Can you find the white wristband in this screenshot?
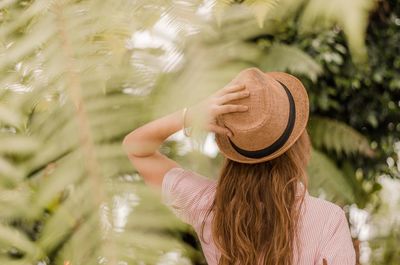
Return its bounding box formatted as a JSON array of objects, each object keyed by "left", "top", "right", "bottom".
[{"left": 182, "top": 107, "right": 193, "bottom": 137}]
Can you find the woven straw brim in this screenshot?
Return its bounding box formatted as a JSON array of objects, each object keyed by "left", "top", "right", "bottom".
[{"left": 215, "top": 72, "right": 309, "bottom": 164}]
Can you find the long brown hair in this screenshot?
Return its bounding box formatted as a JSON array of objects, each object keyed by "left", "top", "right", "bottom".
[{"left": 200, "top": 129, "right": 311, "bottom": 265}]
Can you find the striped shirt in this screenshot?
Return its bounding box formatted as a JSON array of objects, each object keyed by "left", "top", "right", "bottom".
[{"left": 161, "top": 167, "right": 356, "bottom": 265}]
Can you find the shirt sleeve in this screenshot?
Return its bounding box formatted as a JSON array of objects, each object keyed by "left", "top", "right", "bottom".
[
  {"left": 317, "top": 207, "right": 356, "bottom": 265},
  {"left": 161, "top": 167, "right": 216, "bottom": 226}
]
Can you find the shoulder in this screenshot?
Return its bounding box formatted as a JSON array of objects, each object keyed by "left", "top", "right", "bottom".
[
  {"left": 302, "top": 194, "right": 349, "bottom": 238},
  {"left": 161, "top": 167, "right": 217, "bottom": 224},
  {"left": 306, "top": 194, "right": 344, "bottom": 215},
  {"left": 303, "top": 194, "right": 353, "bottom": 242},
  {"left": 162, "top": 167, "right": 217, "bottom": 197}
]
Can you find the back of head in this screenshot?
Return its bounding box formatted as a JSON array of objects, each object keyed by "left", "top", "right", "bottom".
[{"left": 200, "top": 129, "right": 311, "bottom": 265}]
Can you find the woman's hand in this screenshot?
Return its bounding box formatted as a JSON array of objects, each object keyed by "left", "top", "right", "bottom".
[{"left": 185, "top": 84, "right": 250, "bottom": 137}]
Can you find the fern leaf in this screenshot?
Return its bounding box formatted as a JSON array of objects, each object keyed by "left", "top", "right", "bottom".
[
  {"left": 0, "top": 104, "right": 23, "bottom": 128},
  {"left": 0, "top": 135, "right": 40, "bottom": 155},
  {"left": 0, "top": 224, "right": 43, "bottom": 260},
  {"left": 308, "top": 116, "right": 374, "bottom": 158},
  {"left": 260, "top": 43, "right": 323, "bottom": 81},
  {"left": 245, "top": 0, "right": 280, "bottom": 28},
  {"left": 0, "top": 157, "right": 24, "bottom": 184},
  {"left": 212, "top": 0, "right": 235, "bottom": 27},
  {"left": 299, "top": 0, "right": 376, "bottom": 63}
]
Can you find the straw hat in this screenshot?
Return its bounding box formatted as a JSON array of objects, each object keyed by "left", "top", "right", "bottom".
[{"left": 215, "top": 67, "right": 309, "bottom": 164}]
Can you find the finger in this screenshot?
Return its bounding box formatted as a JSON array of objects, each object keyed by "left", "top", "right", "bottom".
[
  {"left": 215, "top": 84, "right": 245, "bottom": 97},
  {"left": 207, "top": 124, "right": 233, "bottom": 137},
  {"left": 214, "top": 104, "right": 249, "bottom": 116},
  {"left": 216, "top": 90, "right": 250, "bottom": 105}
]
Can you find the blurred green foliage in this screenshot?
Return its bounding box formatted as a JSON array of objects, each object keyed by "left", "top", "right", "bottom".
[{"left": 0, "top": 0, "right": 398, "bottom": 264}]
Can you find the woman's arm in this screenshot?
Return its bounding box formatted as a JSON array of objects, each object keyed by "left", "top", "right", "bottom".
[
  {"left": 122, "top": 83, "right": 249, "bottom": 190},
  {"left": 121, "top": 109, "right": 185, "bottom": 189},
  {"left": 122, "top": 109, "right": 184, "bottom": 157}
]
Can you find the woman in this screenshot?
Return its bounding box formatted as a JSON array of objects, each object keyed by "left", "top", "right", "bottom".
[{"left": 122, "top": 67, "right": 356, "bottom": 265}]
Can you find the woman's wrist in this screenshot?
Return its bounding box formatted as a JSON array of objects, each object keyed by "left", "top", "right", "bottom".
[{"left": 123, "top": 109, "right": 188, "bottom": 156}]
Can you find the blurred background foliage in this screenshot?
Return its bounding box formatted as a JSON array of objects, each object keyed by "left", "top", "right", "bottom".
[{"left": 0, "top": 0, "right": 399, "bottom": 265}]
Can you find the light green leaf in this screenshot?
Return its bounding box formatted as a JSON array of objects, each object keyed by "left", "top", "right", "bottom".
[
  {"left": 213, "top": 0, "right": 235, "bottom": 27},
  {"left": 260, "top": 43, "right": 323, "bottom": 81},
  {"left": 299, "top": 0, "right": 376, "bottom": 63},
  {"left": 0, "top": 104, "right": 23, "bottom": 127},
  {"left": 0, "top": 157, "right": 24, "bottom": 184},
  {"left": 308, "top": 148, "right": 355, "bottom": 204},
  {"left": 0, "top": 224, "right": 42, "bottom": 259},
  {"left": 245, "top": 0, "right": 280, "bottom": 28},
  {"left": 0, "top": 135, "right": 40, "bottom": 155}
]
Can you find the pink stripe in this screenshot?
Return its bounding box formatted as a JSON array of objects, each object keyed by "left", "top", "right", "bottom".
[{"left": 162, "top": 167, "right": 356, "bottom": 265}]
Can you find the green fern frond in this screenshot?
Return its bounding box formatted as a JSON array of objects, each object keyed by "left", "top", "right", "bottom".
[
  {"left": 0, "top": 224, "right": 43, "bottom": 260},
  {"left": 212, "top": 0, "right": 235, "bottom": 26},
  {"left": 212, "top": 0, "right": 280, "bottom": 28},
  {"left": 0, "top": 104, "right": 23, "bottom": 128},
  {"left": 299, "top": 0, "right": 376, "bottom": 63},
  {"left": 208, "top": 0, "right": 374, "bottom": 62},
  {"left": 260, "top": 43, "right": 323, "bottom": 81},
  {"left": 244, "top": 0, "right": 280, "bottom": 28},
  {"left": 308, "top": 116, "right": 374, "bottom": 158}
]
